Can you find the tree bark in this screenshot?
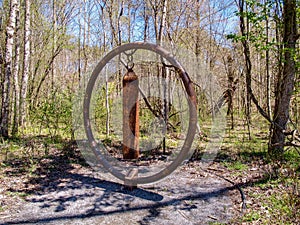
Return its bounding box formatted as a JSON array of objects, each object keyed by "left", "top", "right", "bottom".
[
  {"left": 269, "top": 0, "right": 298, "bottom": 159},
  {"left": 158, "top": 0, "right": 168, "bottom": 153},
  {"left": 238, "top": 0, "right": 252, "bottom": 139},
  {"left": 143, "top": 3, "right": 149, "bottom": 42},
  {"left": 265, "top": 1, "right": 272, "bottom": 119},
  {"left": 158, "top": 0, "right": 167, "bottom": 44},
  {"left": 51, "top": 0, "right": 56, "bottom": 91},
  {"left": 226, "top": 56, "right": 235, "bottom": 129},
  {"left": 12, "top": 2, "right": 20, "bottom": 135},
  {"left": 0, "top": 0, "right": 18, "bottom": 138},
  {"left": 19, "top": 0, "right": 30, "bottom": 129}
]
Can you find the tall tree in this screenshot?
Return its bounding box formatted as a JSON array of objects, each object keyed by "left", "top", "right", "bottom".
[
  {"left": 237, "top": 0, "right": 253, "bottom": 139},
  {"left": 264, "top": 0, "right": 272, "bottom": 118},
  {"left": 19, "top": 0, "right": 30, "bottom": 129},
  {"left": 226, "top": 55, "right": 236, "bottom": 129},
  {"left": 0, "top": 0, "right": 19, "bottom": 138},
  {"left": 269, "top": 0, "right": 298, "bottom": 159},
  {"left": 11, "top": 0, "right": 20, "bottom": 135}
]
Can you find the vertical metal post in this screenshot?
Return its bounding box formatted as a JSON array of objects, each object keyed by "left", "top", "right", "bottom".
[{"left": 123, "top": 68, "right": 139, "bottom": 159}]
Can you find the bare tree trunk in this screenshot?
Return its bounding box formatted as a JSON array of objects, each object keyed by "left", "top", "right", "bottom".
[
  {"left": 195, "top": 0, "right": 201, "bottom": 60},
  {"left": 105, "top": 67, "right": 110, "bottom": 137},
  {"left": 158, "top": 0, "right": 168, "bottom": 153},
  {"left": 143, "top": 3, "right": 149, "bottom": 42},
  {"left": 51, "top": 0, "right": 56, "bottom": 92},
  {"left": 158, "top": 0, "right": 167, "bottom": 44},
  {"left": 226, "top": 56, "right": 235, "bottom": 129},
  {"left": 127, "top": 1, "right": 131, "bottom": 42},
  {"left": 265, "top": 1, "right": 272, "bottom": 119},
  {"left": 106, "top": 1, "right": 123, "bottom": 93},
  {"left": 104, "top": 30, "right": 110, "bottom": 137},
  {"left": 0, "top": 0, "right": 18, "bottom": 138},
  {"left": 238, "top": 0, "right": 252, "bottom": 139},
  {"left": 118, "top": 0, "right": 124, "bottom": 45},
  {"left": 77, "top": 5, "right": 81, "bottom": 83},
  {"left": 237, "top": 0, "right": 284, "bottom": 135},
  {"left": 12, "top": 2, "right": 20, "bottom": 135},
  {"left": 100, "top": 4, "right": 110, "bottom": 138},
  {"left": 82, "top": 2, "right": 90, "bottom": 76},
  {"left": 19, "top": 0, "right": 30, "bottom": 130},
  {"left": 269, "top": 0, "right": 298, "bottom": 159}
]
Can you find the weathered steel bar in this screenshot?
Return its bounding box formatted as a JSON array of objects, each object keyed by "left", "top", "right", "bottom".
[
  {"left": 123, "top": 68, "right": 139, "bottom": 159},
  {"left": 124, "top": 168, "right": 138, "bottom": 189}
]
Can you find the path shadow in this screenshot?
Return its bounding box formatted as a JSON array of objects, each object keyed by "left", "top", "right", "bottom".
[
  {"left": 1, "top": 180, "right": 233, "bottom": 225},
  {"left": 1, "top": 140, "right": 238, "bottom": 225},
  {"left": 1, "top": 147, "right": 236, "bottom": 225}
]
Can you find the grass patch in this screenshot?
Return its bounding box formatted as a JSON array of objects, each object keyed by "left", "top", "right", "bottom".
[
  {"left": 222, "top": 160, "right": 248, "bottom": 171},
  {"left": 254, "top": 177, "right": 281, "bottom": 189},
  {"left": 283, "top": 149, "right": 300, "bottom": 170},
  {"left": 6, "top": 191, "right": 30, "bottom": 199},
  {"left": 242, "top": 191, "right": 300, "bottom": 224},
  {"left": 0, "top": 205, "right": 5, "bottom": 212},
  {"left": 165, "top": 138, "right": 179, "bottom": 149},
  {"left": 221, "top": 117, "right": 299, "bottom": 224},
  {"left": 243, "top": 211, "right": 260, "bottom": 222}
]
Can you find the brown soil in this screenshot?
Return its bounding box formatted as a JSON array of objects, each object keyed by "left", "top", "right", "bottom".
[{"left": 0, "top": 143, "right": 247, "bottom": 225}]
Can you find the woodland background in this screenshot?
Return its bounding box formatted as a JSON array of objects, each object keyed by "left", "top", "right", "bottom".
[{"left": 0, "top": 0, "right": 299, "bottom": 224}]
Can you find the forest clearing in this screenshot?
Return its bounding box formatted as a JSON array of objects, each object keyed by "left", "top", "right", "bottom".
[{"left": 0, "top": 0, "right": 299, "bottom": 224}]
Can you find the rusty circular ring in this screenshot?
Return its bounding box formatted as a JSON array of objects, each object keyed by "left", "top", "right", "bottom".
[{"left": 83, "top": 42, "right": 197, "bottom": 185}]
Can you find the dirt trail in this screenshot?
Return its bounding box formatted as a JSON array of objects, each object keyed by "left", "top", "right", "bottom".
[{"left": 0, "top": 161, "right": 239, "bottom": 225}]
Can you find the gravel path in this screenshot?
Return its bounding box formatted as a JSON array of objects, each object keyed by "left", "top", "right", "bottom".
[{"left": 0, "top": 162, "right": 238, "bottom": 225}]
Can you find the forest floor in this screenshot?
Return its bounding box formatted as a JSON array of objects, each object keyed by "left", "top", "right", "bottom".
[{"left": 0, "top": 117, "right": 299, "bottom": 224}]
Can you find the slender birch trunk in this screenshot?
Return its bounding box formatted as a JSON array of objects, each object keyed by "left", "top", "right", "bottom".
[
  {"left": 11, "top": 2, "right": 20, "bottom": 135},
  {"left": 0, "top": 0, "right": 18, "bottom": 138},
  {"left": 19, "top": 0, "right": 30, "bottom": 130}
]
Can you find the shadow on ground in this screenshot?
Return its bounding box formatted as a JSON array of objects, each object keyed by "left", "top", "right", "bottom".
[{"left": 0, "top": 141, "right": 235, "bottom": 225}]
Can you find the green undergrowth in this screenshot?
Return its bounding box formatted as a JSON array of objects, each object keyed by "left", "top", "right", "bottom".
[
  {"left": 0, "top": 135, "right": 62, "bottom": 160},
  {"left": 219, "top": 117, "right": 300, "bottom": 225},
  {"left": 0, "top": 135, "right": 85, "bottom": 176},
  {"left": 0, "top": 114, "right": 299, "bottom": 224},
  {"left": 6, "top": 190, "right": 30, "bottom": 199},
  {"left": 242, "top": 186, "right": 300, "bottom": 224}
]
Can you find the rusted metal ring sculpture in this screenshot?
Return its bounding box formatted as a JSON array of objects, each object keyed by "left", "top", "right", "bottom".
[{"left": 83, "top": 42, "right": 197, "bottom": 185}]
